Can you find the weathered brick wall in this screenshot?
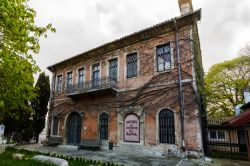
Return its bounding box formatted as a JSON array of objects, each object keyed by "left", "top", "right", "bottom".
[{"left": 48, "top": 24, "right": 203, "bottom": 152}]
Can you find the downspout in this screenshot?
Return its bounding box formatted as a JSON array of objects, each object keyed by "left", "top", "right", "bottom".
[{"left": 174, "top": 18, "right": 185, "bottom": 149}]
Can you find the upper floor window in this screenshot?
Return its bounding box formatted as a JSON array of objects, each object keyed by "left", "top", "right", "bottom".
[
  {"left": 56, "top": 75, "right": 62, "bottom": 92},
  {"left": 66, "top": 72, "right": 73, "bottom": 89},
  {"left": 78, "top": 68, "right": 85, "bottom": 85},
  {"left": 127, "top": 53, "right": 138, "bottom": 78},
  {"left": 156, "top": 44, "right": 172, "bottom": 72},
  {"left": 109, "top": 58, "right": 118, "bottom": 81},
  {"left": 92, "top": 63, "right": 100, "bottom": 87}
]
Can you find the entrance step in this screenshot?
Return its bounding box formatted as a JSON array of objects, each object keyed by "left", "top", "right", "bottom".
[{"left": 57, "top": 145, "right": 78, "bottom": 150}]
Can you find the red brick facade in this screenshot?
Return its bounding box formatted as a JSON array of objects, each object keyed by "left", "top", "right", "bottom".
[{"left": 47, "top": 4, "right": 204, "bottom": 155}]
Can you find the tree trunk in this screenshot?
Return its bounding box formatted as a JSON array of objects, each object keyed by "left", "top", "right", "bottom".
[{"left": 35, "top": 135, "right": 39, "bottom": 143}]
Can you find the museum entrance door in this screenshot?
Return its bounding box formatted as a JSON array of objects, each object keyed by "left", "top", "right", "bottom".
[{"left": 67, "top": 112, "right": 81, "bottom": 145}]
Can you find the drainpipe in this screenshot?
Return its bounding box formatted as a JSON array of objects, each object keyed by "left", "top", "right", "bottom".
[{"left": 174, "top": 18, "right": 185, "bottom": 149}]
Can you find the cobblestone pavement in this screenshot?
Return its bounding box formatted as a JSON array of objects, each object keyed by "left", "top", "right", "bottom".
[{"left": 14, "top": 144, "right": 250, "bottom": 166}]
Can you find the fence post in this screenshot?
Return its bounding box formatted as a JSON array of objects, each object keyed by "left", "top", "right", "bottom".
[
  {"left": 245, "top": 128, "right": 250, "bottom": 161},
  {"left": 229, "top": 130, "right": 233, "bottom": 158}
]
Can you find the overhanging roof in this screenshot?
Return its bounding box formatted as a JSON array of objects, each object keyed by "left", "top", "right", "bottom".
[
  {"left": 241, "top": 101, "right": 250, "bottom": 109},
  {"left": 223, "top": 110, "right": 250, "bottom": 127},
  {"left": 47, "top": 9, "right": 201, "bottom": 72}
]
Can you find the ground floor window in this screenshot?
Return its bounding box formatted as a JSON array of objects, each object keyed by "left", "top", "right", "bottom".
[
  {"left": 159, "top": 109, "right": 175, "bottom": 144},
  {"left": 52, "top": 117, "right": 59, "bottom": 135},
  {"left": 99, "top": 112, "right": 108, "bottom": 139}
]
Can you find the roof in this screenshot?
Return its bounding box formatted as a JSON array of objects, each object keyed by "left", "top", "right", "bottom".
[
  {"left": 47, "top": 9, "right": 201, "bottom": 72},
  {"left": 223, "top": 110, "right": 250, "bottom": 127},
  {"left": 241, "top": 101, "right": 250, "bottom": 109},
  {"left": 207, "top": 117, "right": 232, "bottom": 126}
]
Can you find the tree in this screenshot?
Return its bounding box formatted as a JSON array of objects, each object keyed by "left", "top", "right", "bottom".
[
  {"left": 0, "top": 0, "right": 55, "bottom": 122},
  {"left": 31, "top": 72, "right": 50, "bottom": 143},
  {"left": 205, "top": 56, "right": 250, "bottom": 117}
]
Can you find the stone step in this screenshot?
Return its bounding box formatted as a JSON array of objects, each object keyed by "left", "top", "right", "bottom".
[{"left": 57, "top": 145, "right": 78, "bottom": 150}]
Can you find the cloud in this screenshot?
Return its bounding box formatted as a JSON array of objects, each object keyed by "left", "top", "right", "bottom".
[
  {"left": 29, "top": 0, "right": 250, "bottom": 76},
  {"left": 195, "top": 0, "right": 250, "bottom": 71}
]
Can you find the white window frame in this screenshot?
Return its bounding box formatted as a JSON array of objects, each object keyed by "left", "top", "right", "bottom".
[{"left": 209, "top": 130, "right": 227, "bottom": 141}]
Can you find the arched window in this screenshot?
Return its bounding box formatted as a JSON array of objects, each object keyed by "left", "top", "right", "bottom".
[
  {"left": 99, "top": 112, "right": 108, "bottom": 139},
  {"left": 159, "top": 109, "right": 175, "bottom": 144}
]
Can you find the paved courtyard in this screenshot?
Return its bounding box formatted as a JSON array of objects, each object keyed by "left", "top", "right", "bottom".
[{"left": 14, "top": 144, "right": 250, "bottom": 166}]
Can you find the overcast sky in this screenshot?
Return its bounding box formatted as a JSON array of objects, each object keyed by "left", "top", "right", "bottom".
[{"left": 29, "top": 0, "right": 250, "bottom": 75}]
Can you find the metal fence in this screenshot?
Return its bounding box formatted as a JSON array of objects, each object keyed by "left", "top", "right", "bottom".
[{"left": 206, "top": 129, "right": 249, "bottom": 160}]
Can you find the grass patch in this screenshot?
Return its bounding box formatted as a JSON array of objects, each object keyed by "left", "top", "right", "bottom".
[
  {"left": 0, "top": 147, "right": 120, "bottom": 166},
  {"left": 0, "top": 148, "right": 54, "bottom": 166}
]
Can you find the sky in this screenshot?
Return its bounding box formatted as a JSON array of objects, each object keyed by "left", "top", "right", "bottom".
[{"left": 29, "top": 0, "right": 250, "bottom": 75}]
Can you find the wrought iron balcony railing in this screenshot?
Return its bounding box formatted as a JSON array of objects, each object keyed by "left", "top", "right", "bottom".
[{"left": 65, "top": 77, "right": 118, "bottom": 96}]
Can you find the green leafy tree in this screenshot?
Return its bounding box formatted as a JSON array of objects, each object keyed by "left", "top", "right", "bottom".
[
  {"left": 31, "top": 72, "right": 50, "bottom": 143},
  {"left": 205, "top": 56, "right": 250, "bottom": 117},
  {"left": 0, "top": 0, "right": 55, "bottom": 122}
]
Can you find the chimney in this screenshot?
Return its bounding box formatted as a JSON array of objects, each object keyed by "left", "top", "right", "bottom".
[{"left": 178, "top": 0, "right": 193, "bottom": 15}]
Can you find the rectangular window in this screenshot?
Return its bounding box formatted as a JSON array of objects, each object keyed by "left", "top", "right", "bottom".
[
  {"left": 52, "top": 117, "right": 59, "bottom": 135},
  {"left": 127, "top": 53, "right": 138, "bottom": 78},
  {"left": 209, "top": 130, "right": 226, "bottom": 140},
  {"left": 78, "top": 68, "right": 85, "bottom": 85},
  {"left": 92, "top": 63, "right": 100, "bottom": 87},
  {"left": 156, "top": 44, "right": 171, "bottom": 72},
  {"left": 56, "top": 75, "right": 62, "bottom": 92},
  {"left": 209, "top": 131, "right": 217, "bottom": 139},
  {"left": 66, "top": 72, "right": 73, "bottom": 89},
  {"left": 109, "top": 58, "right": 118, "bottom": 81}
]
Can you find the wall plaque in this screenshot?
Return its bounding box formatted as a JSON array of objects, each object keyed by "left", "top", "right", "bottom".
[{"left": 124, "top": 114, "right": 140, "bottom": 142}]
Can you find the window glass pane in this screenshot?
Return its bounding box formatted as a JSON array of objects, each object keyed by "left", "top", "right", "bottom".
[
  {"left": 92, "top": 63, "right": 100, "bottom": 87},
  {"left": 67, "top": 72, "right": 73, "bottom": 88},
  {"left": 109, "top": 58, "right": 118, "bottom": 81},
  {"left": 218, "top": 131, "right": 225, "bottom": 139},
  {"left": 56, "top": 75, "right": 62, "bottom": 92},
  {"left": 210, "top": 131, "right": 217, "bottom": 139},
  {"left": 159, "top": 109, "right": 175, "bottom": 144},
  {"left": 99, "top": 113, "right": 108, "bottom": 139},
  {"left": 127, "top": 53, "right": 137, "bottom": 78},
  {"left": 78, "top": 68, "right": 84, "bottom": 85},
  {"left": 52, "top": 117, "right": 59, "bottom": 135},
  {"left": 157, "top": 44, "right": 171, "bottom": 71}
]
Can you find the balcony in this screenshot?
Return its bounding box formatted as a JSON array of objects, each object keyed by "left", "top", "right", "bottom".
[{"left": 65, "top": 77, "right": 118, "bottom": 98}]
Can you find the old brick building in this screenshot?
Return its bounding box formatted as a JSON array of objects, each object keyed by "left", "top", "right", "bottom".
[{"left": 47, "top": 0, "right": 205, "bottom": 156}]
